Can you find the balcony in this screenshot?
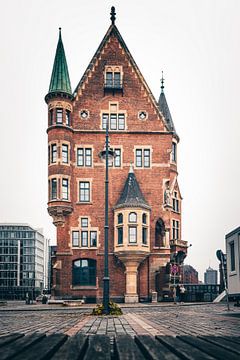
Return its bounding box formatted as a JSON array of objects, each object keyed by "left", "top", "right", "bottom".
[
  {"left": 170, "top": 239, "right": 188, "bottom": 248},
  {"left": 104, "top": 80, "right": 123, "bottom": 95}
]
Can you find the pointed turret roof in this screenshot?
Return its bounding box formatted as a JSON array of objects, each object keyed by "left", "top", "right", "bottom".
[
  {"left": 158, "top": 73, "right": 177, "bottom": 134},
  {"left": 115, "top": 167, "right": 151, "bottom": 210},
  {"left": 47, "top": 28, "right": 72, "bottom": 97}
]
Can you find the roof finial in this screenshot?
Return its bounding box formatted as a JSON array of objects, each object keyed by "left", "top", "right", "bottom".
[
  {"left": 161, "top": 71, "right": 165, "bottom": 93},
  {"left": 110, "top": 6, "right": 116, "bottom": 25},
  {"left": 59, "top": 27, "right": 62, "bottom": 39}
]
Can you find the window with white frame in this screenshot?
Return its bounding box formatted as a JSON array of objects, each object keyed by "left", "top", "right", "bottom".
[
  {"left": 66, "top": 110, "right": 71, "bottom": 126},
  {"left": 51, "top": 178, "right": 57, "bottom": 200},
  {"left": 109, "top": 148, "right": 121, "bottom": 168},
  {"left": 51, "top": 144, "right": 57, "bottom": 163},
  {"left": 77, "top": 148, "right": 92, "bottom": 167},
  {"left": 102, "top": 113, "right": 125, "bottom": 130},
  {"left": 129, "top": 226, "right": 137, "bottom": 243},
  {"left": 172, "top": 191, "right": 180, "bottom": 212},
  {"left": 62, "top": 144, "right": 69, "bottom": 164},
  {"left": 135, "top": 149, "right": 150, "bottom": 168},
  {"left": 129, "top": 212, "right": 137, "bottom": 223},
  {"left": 79, "top": 182, "right": 90, "bottom": 202},
  {"left": 62, "top": 178, "right": 69, "bottom": 200},
  {"left": 72, "top": 231, "right": 79, "bottom": 247},
  {"left": 172, "top": 220, "right": 179, "bottom": 240},
  {"left": 56, "top": 108, "right": 63, "bottom": 124},
  {"left": 72, "top": 218, "right": 97, "bottom": 248}
]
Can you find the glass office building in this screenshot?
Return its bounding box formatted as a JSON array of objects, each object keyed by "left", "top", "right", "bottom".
[{"left": 0, "top": 224, "right": 49, "bottom": 300}]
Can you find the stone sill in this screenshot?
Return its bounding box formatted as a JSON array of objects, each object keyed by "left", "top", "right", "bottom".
[{"left": 71, "top": 286, "right": 97, "bottom": 290}]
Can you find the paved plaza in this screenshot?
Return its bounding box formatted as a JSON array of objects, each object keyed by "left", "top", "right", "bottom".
[{"left": 0, "top": 302, "right": 240, "bottom": 338}]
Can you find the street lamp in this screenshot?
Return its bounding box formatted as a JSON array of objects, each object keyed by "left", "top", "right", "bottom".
[{"left": 99, "top": 122, "right": 115, "bottom": 314}]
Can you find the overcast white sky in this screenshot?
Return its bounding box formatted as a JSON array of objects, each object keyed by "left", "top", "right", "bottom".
[{"left": 1, "top": 0, "right": 240, "bottom": 281}]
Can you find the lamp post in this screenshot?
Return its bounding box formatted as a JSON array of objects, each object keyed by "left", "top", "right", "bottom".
[{"left": 99, "top": 122, "right": 115, "bottom": 314}]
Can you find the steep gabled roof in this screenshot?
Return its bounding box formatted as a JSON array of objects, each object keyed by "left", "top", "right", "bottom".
[
  {"left": 158, "top": 76, "right": 177, "bottom": 135},
  {"left": 73, "top": 22, "right": 170, "bottom": 131},
  {"left": 48, "top": 28, "right": 72, "bottom": 95},
  {"left": 115, "top": 166, "right": 151, "bottom": 210}
]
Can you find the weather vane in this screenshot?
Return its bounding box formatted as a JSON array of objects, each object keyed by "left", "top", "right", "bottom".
[{"left": 110, "top": 6, "right": 116, "bottom": 25}]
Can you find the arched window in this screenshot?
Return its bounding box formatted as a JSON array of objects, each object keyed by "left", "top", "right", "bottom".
[
  {"left": 72, "top": 259, "right": 96, "bottom": 286},
  {"left": 118, "top": 213, "right": 123, "bottom": 224},
  {"left": 155, "top": 218, "right": 165, "bottom": 247},
  {"left": 129, "top": 212, "right": 137, "bottom": 223},
  {"left": 142, "top": 213, "right": 147, "bottom": 224}
]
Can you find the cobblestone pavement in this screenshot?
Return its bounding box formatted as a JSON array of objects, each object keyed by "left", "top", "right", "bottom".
[{"left": 0, "top": 302, "right": 240, "bottom": 337}]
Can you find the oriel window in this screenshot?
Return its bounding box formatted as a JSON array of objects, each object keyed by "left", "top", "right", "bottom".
[
  {"left": 51, "top": 144, "right": 57, "bottom": 163},
  {"left": 62, "top": 144, "right": 69, "bottom": 164},
  {"left": 66, "top": 110, "right": 71, "bottom": 126},
  {"left": 51, "top": 178, "right": 57, "bottom": 200},
  {"left": 62, "top": 178, "right": 69, "bottom": 200},
  {"left": 56, "top": 108, "right": 63, "bottom": 124}
]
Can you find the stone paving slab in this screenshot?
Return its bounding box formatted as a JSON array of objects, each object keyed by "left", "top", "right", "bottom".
[{"left": 0, "top": 303, "right": 240, "bottom": 338}]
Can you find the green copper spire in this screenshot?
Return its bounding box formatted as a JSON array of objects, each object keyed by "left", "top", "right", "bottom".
[{"left": 48, "top": 28, "right": 72, "bottom": 95}]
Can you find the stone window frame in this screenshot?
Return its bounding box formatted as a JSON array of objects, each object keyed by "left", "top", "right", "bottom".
[
  {"left": 171, "top": 140, "right": 177, "bottom": 163},
  {"left": 172, "top": 219, "right": 180, "bottom": 240},
  {"left": 100, "top": 102, "right": 127, "bottom": 131},
  {"left": 48, "top": 174, "right": 71, "bottom": 202},
  {"left": 71, "top": 216, "right": 98, "bottom": 249},
  {"left": 142, "top": 212, "right": 148, "bottom": 245},
  {"left": 108, "top": 146, "right": 123, "bottom": 168},
  {"left": 75, "top": 145, "right": 94, "bottom": 168},
  {"left": 48, "top": 141, "right": 58, "bottom": 165},
  {"left": 172, "top": 190, "right": 180, "bottom": 213},
  {"left": 104, "top": 65, "right": 123, "bottom": 88},
  {"left": 76, "top": 178, "right": 93, "bottom": 204},
  {"left": 48, "top": 101, "right": 73, "bottom": 127},
  {"left": 134, "top": 146, "right": 152, "bottom": 169}
]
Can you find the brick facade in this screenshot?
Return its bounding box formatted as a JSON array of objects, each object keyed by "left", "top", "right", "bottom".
[{"left": 45, "top": 12, "right": 187, "bottom": 302}]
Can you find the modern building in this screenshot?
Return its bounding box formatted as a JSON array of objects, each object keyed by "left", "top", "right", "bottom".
[
  {"left": 0, "top": 224, "right": 48, "bottom": 300},
  {"left": 204, "top": 266, "right": 218, "bottom": 285},
  {"left": 181, "top": 264, "right": 199, "bottom": 284},
  {"left": 45, "top": 8, "right": 188, "bottom": 302},
  {"left": 226, "top": 227, "right": 240, "bottom": 300}
]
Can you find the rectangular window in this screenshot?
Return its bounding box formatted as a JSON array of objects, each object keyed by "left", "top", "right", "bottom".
[
  {"left": 85, "top": 148, "right": 92, "bottom": 167},
  {"left": 90, "top": 231, "right": 97, "bottom": 247},
  {"left": 81, "top": 218, "right": 88, "bottom": 228},
  {"left": 110, "top": 114, "right": 117, "bottom": 130},
  {"left": 102, "top": 114, "right": 109, "bottom": 130},
  {"left": 51, "top": 178, "right": 57, "bottom": 200},
  {"left": 49, "top": 109, "right": 53, "bottom": 125},
  {"left": 77, "top": 148, "right": 92, "bottom": 167},
  {"left": 62, "top": 179, "right": 69, "bottom": 200},
  {"left": 129, "top": 226, "right": 137, "bottom": 243},
  {"left": 136, "top": 149, "right": 142, "bottom": 167},
  {"left": 230, "top": 242, "right": 235, "bottom": 271},
  {"left": 106, "top": 72, "right": 113, "bottom": 87},
  {"left": 118, "top": 114, "right": 125, "bottom": 130},
  {"left": 172, "top": 220, "right": 179, "bottom": 240},
  {"left": 77, "top": 148, "right": 84, "bottom": 166},
  {"left": 51, "top": 144, "right": 57, "bottom": 163},
  {"left": 172, "top": 142, "right": 177, "bottom": 162},
  {"left": 143, "top": 149, "right": 150, "bottom": 168},
  {"left": 114, "top": 72, "right": 121, "bottom": 87},
  {"left": 114, "top": 149, "right": 121, "bottom": 167},
  {"left": 56, "top": 108, "right": 63, "bottom": 124},
  {"left": 81, "top": 231, "right": 88, "bottom": 247},
  {"left": 117, "top": 227, "right": 123, "bottom": 245},
  {"left": 62, "top": 144, "right": 69, "bottom": 163},
  {"left": 72, "top": 231, "right": 79, "bottom": 247},
  {"left": 79, "top": 182, "right": 90, "bottom": 202},
  {"left": 142, "top": 227, "right": 147, "bottom": 245},
  {"left": 66, "top": 110, "right": 71, "bottom": 126}
]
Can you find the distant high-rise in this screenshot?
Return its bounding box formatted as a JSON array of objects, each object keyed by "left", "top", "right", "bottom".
[
  {"left": 204, "top": 266, "right": 218, "bottom": 284},
  {"left": 0, "top": 223, "right": 49, "bottom": 299}
]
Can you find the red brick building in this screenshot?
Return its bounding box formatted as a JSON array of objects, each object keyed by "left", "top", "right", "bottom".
[{"left": 45, "top": 8, "right": 188, "bottom": 302}]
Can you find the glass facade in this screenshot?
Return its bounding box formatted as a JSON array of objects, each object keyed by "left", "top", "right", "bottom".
[{"left": 0, "top": 225, "right": 46, "bottom": 299}]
